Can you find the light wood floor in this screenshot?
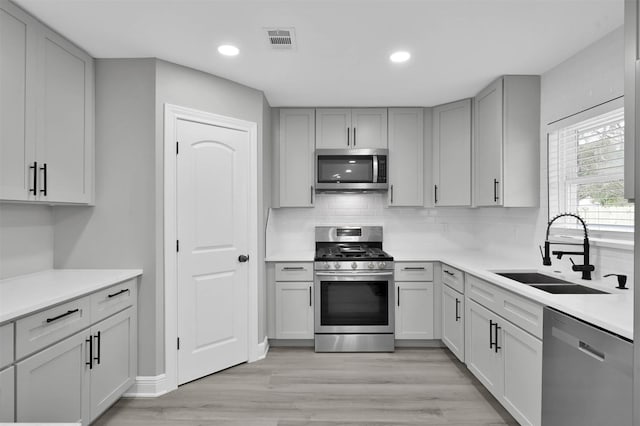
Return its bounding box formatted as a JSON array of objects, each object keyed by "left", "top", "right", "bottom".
[{"left": 95, "top": 347, "right": 518, "bottom": 426}]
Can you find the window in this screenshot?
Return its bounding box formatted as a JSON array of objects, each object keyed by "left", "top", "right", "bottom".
[{"left": 548, "top": 101, "right": 634, "bottom": 233}]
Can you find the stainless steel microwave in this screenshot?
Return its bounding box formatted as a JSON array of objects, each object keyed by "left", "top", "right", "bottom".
[{"left": 315, "top": 149, "right": 388, "bottom": 191}]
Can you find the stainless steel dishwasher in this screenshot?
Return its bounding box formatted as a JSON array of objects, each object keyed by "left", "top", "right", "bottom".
[{"left": 542, "top": 307, "right": 633, "bottom": 426}]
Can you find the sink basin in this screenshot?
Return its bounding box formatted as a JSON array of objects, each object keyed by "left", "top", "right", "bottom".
[
  {"left": 495, "top": 272, "right": 571, "bottom": 284},
  {"left": 529, "top": 284, "right": 609, "bottom": 295}
]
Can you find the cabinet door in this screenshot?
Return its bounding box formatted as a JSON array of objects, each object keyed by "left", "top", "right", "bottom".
[
  {"left": 395, "top": 282, "right": 434, "bottom": 340},
  {"left": 474, "top": 78, "right": 503, "bottom": 206},
  {"left": 433, "top": 99, "right": 471, "bottom": 206},
  {"left": 351, "top": 108, "right": 388, "bottom": 149},
  {"left": 465, "top": 298, "right": 501, "bottom": 396},
  {"left": 275, "top": 282, "right": 314, "bottom": 339},
  {"left": 16, "top": 330, "right": 90, "bottom": 424},
  {"left": 441, "top": 285, "right": 464, "bottom": 362},
  {"left": 499, "top": 319, "right": 542, "bottom": 426},
  {"left": 279, "top": 109, "right": 315, "bottom": 207},
  {"left": 388, "top": 108, "right": 423, "bottom": 206},
  {"left": 90, "top": 307, "right": 137, "bottom": 421},
  {"left": 0, "top": 367, "right": 14, "bottom": 422},
  {"left": 36, "top": 27, "right": 93, "bottom": 203},
  {"left": 0, "top": 3, "right": 35, "bottom": 201},
  {"left": 315, "top": 108, "right": 351, "bottom": 149}
]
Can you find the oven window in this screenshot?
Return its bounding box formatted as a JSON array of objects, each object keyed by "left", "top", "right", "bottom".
[
  {"left": 320, "top": 281, "right": 388, "bottom": 325},
  {"left": 317, "top": 156, "right": 374, "bottom": 183}
]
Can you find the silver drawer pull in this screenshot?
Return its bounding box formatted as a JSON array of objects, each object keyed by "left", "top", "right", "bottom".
[
  {"left": 403, "top": 267, "right": 425, "bottom": 271},
  {"left": 283, "top": 267, "right": 306, "bottom": 271},
  {"left": 444, "top": 270, "right": 455, "bottom": 276}
]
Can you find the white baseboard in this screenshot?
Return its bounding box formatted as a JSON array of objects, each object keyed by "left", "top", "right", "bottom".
[
  {"left": 123, "top": 374, "right": 169, "bottom": 398},
  {"left": 253, "top": 336, "right": 270, "bottom": 361}
]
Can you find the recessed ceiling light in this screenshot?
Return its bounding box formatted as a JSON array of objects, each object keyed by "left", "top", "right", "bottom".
[
  {"left": 390, "top": 51, "right": 411, "bottom": 63},
  {"left": 218, "top": 44, "right": 239, "bottom": 57}
]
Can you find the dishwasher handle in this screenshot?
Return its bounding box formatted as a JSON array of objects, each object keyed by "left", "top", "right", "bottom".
[{"left": 578, "top": 341, "right": 605, "bottom": 362}]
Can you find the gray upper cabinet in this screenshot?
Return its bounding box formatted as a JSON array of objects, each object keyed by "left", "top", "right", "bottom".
[
  {"left": 316, "top": 108, "right": 387, "bottom": 149},
  {"left": 432, "top": 99, "right": 472, "bottom": 207},
  {"left": 275, "top": 109, "right": 315, "bottom": 207},
  {"left": 37, "top": 26, "right": 94, "bottom": 203},
  {"left": 0, "top": 3, "right": 34, "bottom": 201},
  {"left": 474, "top": 75, "right": 540, "bottom": 207},
  {"left": 388, "top": 108, "right": 423, "bottom": 206},
  {"left": 0, "top": 0, "right": 94, "bottom": 204},
  {"left": 624, "top": 0, "right": 636, "bottom": 201}
]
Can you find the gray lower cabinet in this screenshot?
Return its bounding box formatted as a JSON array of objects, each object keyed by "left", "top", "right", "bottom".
[
  {"left": 16, "top": 329, "right": 90, "bottom": 423},
  {"left": 441, "top": 284, "right": 464, "bottom": 361},
  {"left": 90, "top": 307, "right": 137, "bottom": 420},
  {"left": 16, "top": 306, "right": 136, "bottom": 425},
  {"left": 0, "top": 366, "right": 14, "bottom": 421}
]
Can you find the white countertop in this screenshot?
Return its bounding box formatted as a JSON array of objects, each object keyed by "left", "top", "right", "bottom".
[
  {"left": 266, "top": 251, "right": 316, "bottom": 262},
  {"left": 0, "top": 269, "right": 143, "bottom": 324},
  {"left": 266, "top": 249, "right": 634, "bottom": 340}
]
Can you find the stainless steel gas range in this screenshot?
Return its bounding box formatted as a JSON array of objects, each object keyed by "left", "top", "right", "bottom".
[{"left": 313, "top": 226, "right": 395, "bottom": 352}]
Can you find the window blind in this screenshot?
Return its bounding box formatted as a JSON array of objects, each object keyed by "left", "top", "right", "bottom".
[{"left": 548, "top": 106, "right": 633, "bottom": 230}]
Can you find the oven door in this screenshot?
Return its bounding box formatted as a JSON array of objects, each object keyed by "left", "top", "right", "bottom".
[{"left": 314, "top": 271, "right": 394, "bottom": 334}]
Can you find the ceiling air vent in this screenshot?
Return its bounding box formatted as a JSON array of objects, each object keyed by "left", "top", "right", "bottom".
[{"left": 265, "top": 28, "right": 296, "bottom": 49}]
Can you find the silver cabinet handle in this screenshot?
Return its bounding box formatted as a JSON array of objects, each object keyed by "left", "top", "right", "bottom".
[
  {"left": 310, "top": 186, "right": 314, "bottom": 204},
  {"left": 283, "top": 267, "right": 305, "bottom": 271},
  {"left": 403, "top": 267, "right": 425, "bottom": 271},
  {"left": 390, "top": 185, "right": 394, "bottom": 204},
  {"left": 444, "top": 270, "right": 455, "bottom": 276},
  {"left": 309, "top": 286, "right": 312, "bottom": 306}
]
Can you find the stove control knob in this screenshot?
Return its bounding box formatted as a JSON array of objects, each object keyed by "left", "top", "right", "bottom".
[
  {"left": 323, "top": 262, "right": 330, "bottom": 269},
  {"left": 351, "top": 262, "right": 358, "bottom": 269},
  {"left": 334, "top": 262, "right": 341, "bottom": 269},
  {"left": 368, "top": 262, "right": 375, "bottom": 269},
  {"left": 378, "top": 262, "right": 386, "bottom": 269}
]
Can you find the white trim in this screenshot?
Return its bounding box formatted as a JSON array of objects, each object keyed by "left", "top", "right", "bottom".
[
  {"left": 254, "top": 336, "right": 270, "bottom": 361},
  {"left": 164, "top": 104, "right": 260, "bottom": 393},
  {"left": 122, "top": 374, "right": 168, "bottom": 398}
]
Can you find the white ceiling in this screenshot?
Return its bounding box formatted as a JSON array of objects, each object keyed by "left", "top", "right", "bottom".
[{"left": 13, "top": 0, "right": 624, "bottom": 107}]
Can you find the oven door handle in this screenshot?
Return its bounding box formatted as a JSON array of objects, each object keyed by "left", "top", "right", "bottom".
[{"left": 315, "top": 271, "right": 394, "bottom": 276}]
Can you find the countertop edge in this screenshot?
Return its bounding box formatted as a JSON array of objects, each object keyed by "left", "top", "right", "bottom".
[
  {"left": 263, "top": 254, "right": 633, "bottom": 340},
  {"left": 0, "top": 269, "right": 143, "bottom": 324}
]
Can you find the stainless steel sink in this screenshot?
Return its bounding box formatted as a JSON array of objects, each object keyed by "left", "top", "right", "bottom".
[
  {"left": 494, "top": 271, "right": 609, "bottom": 294},
  {"left": 529, "top": 284, "right": 608, "bottom": 294},
  {"left": 495, "top": 272, "right": 571, "bottom": 284}
]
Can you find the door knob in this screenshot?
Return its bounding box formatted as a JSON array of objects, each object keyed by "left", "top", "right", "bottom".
[{"left": 238, "top": 254, "right": 250, "bottom": 263}]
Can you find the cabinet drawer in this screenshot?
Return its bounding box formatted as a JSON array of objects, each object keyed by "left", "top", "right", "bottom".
[
  {"left": 394, "top": 262, "right": 434, "bottom": 281},
  {"left": 91, "top": 279, "right": 137, "bottom": 323},
  {"left": 466, "top": 274, "right": 543, "bottom": 339},
  {"left": 275, "top": 263, "right": 313, "bottom": 282},
  {"left": 466, "top": 274, "right": 500, "bottom": 313},
  {"left": 500, "top": 289, "right": 543, "bottom": 339},
  {"left": 0, "top": 323, "right": 13, "bottom": 369},
  {"left": 15, "top": 296, "right": 91, "bottom": 359},
  {"left": 441, "top": 264, "right": 464, "bottom": 293}
]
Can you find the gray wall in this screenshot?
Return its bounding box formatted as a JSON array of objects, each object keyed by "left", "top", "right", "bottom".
[
  {"left": 53, "top": 58, "right": 158, "bottom": 374},
  {"left": 155, "top": 59, "right": 271, "bottom": 362},
  {"left": 0, "top": 204, "right": 53, "bottom": 279},
  {"left": 536, "top": 26, "right": 632, "bottom": 280},
  {"left": 51, "top": 58, "right": 271, "bottom": 377}
]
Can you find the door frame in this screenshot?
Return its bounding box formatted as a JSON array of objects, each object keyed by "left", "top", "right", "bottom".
[{"left": 163, "top": 103, "right": 260, "bottom": 392}]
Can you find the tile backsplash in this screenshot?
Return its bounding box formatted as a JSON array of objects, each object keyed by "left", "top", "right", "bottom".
[{"left": 266, "top": 192, "right": 634, "bottom": 285}]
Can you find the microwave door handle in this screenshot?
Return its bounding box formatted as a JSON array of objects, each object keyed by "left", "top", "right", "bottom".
[{"left": 372, "top": 155, "right": 379, "bottom": 183}]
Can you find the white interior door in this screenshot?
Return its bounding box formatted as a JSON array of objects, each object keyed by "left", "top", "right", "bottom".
[{"left": 176, "top": 118, "right": 249, "bottom": 385}]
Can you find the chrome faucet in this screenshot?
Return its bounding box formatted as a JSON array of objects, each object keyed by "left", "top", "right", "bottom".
[{"left": 540, "top": 213, "right": 594, "bottom": 280}]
